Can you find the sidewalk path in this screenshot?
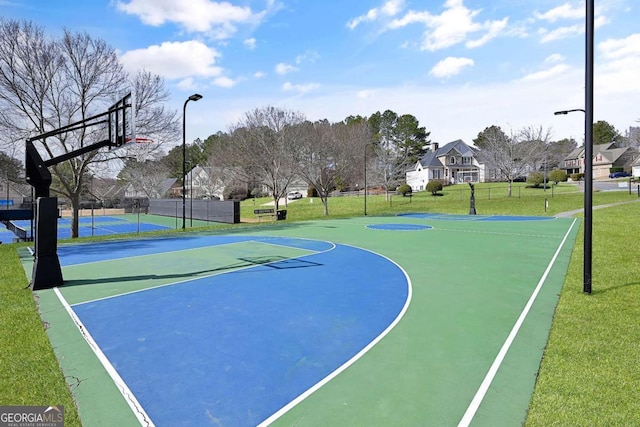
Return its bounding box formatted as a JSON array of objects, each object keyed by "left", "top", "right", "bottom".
[{"left": 555, "top": 198, "right": 640, "bottom": 218}]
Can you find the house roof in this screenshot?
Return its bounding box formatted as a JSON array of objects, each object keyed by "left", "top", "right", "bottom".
[
  {"left": 564, "top": 147, "right": 584, "bottom": 160},
  {"left": 417, "top": 151, "right": 444, "bottom": 168},
  {"left": 597, "top": 147, "right": 627, "bottom": 164},
  {"left": 417, "top": 139, "right": 476, "bottom": 169},
  {"left": 437, "top": 139, "right": 476, "bottom": 157}
]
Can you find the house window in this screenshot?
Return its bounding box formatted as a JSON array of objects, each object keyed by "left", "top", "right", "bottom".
[
  {"left": 462, "top": 156, "right": 472, "bottom": 165},
  {"left": 432, "top": 170, "right": 441, "bottom": 179},
  {"left": 450, "top": 156, "right": 456, "bottom": 164}
]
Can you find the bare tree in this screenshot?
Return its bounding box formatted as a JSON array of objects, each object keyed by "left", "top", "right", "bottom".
[
  {"left": 518, "top": 125, "right": 554, "bottom": 179},
  {"left": 227, "top": 106, "right": 306, "bottom": 209},
  {"left": 0, "top": 20, "right": 178, "bottom": 237},
  {"left": 118, "top": 159, "right": 171, "bottom": 198},
  {"left": 296, "top": 119, "right": 371, "bottom": 215},
  {"left": 475, "top": 125, "right": 530, "bottom": 197}
]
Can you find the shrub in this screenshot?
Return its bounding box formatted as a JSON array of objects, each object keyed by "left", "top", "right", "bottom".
[
  {"left": 548, "top": 169, "right": 567, "bottom": 184},
  {"left": 224, "top": 186, "right": 248, "bottom": 201},
  {"left": 426, "top": 180, "right": 443, "bottom": 195},
  {"left": 570, "top": 173, "right": 584, "bottom": 181},
  {"left": 527, "top": 172, "right": 545, "bottom": 187},
  {"left": 396, "top": 184, "right": 412, "bottom": 196},
  {"left": 307, "top": 185, "right": 318, "bottom": 198}
]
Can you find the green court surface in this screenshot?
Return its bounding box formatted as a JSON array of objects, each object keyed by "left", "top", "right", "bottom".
[{"left": 25, "top": 213, "right": 580, "bottom": 426}]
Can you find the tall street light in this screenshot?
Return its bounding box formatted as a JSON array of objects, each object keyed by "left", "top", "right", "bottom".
[
  {"left": 554, "top": 106, "right": 591, "bottom": 294},
  {"left": 182, "top": 93, "right": 202, "bottom": 229},
  {"left": 552, "top": 0, "right": 594, "bottom": 294}
]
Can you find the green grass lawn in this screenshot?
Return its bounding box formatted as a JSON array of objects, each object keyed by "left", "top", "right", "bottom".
[
  {"left": 525, "top": 201, "right": 640, "bottom": 426},
  {"left": 2, "top": 183, "right": 639, "bottom": 426}
]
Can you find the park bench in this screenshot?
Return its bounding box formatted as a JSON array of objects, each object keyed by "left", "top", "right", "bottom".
[{"left": 254, "top": 208, "right": 276, "bottom": 221}]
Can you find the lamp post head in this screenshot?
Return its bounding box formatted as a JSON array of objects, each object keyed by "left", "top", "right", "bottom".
[
  {"left": 554, "top": 108, "right": 585, "bottom": 115},
  {"left": 188, "top": 93, "right": 203, "bottom": 102}
]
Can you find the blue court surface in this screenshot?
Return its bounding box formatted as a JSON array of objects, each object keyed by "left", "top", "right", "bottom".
[
  {"left": 0, "top": 227, "right": 17, "bottom": 244},
  {"left": 9, "top": 215, "right": 170, "bottom": 240},
  {"left": 28, "top": 213, "right": 580, "bottom": 427},
  {"left": 53, "top": 235, "right": 410, "bottom": 426}
]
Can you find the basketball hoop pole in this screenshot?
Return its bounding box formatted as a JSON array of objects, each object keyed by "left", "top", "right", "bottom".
[
  {"left": 25, "top": 93, "right": 133, "bottom": 290},
  {"left": 182, "top": 94, "right": 202, "bottom": 230}
]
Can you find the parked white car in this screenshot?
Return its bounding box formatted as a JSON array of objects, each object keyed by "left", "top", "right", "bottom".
[{"left": 287, "top": 191, "right": 303, "bottom": 200}]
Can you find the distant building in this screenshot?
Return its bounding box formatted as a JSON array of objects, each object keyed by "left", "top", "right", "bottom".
[
  {"left": 561, "top": 142, "right": 637, "bottom": 178},
  {"left": 124, "top": 178, "right": 177, "bottom": 199},
  {"left": 185, "top": 166, "right": 225, "bottom": 200},
  {"left": 406, "top": 140, "right": 487, "bottom": 191}
]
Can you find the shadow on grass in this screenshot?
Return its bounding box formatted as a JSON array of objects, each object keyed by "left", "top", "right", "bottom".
[{"left": 590, "top": 281, "right": 640, "bottom": 295}]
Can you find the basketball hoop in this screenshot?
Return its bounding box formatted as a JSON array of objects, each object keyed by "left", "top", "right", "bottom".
[{"left": 125, "top": 137, "right": 154, "bottom": 144}]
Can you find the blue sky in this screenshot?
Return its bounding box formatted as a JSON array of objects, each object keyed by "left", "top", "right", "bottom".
[{"left": 3, "top": 0, "right": 639, "bottom": 147}]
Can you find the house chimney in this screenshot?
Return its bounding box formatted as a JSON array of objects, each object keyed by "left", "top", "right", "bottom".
[{"left": 432, "top": 142, "right": 439, "bottom": 151}]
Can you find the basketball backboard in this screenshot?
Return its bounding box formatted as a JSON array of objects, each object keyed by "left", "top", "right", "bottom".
[{"left": 109, "top": 92, "right": 135, "bottom": 147}]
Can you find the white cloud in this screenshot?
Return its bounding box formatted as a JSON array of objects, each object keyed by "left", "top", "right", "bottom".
[
  {"left": 357, "top": 90, "right": 376, "bottom": 99},
  {"left": 176, "top": 77, "right": 197, "bottom": 91},
  {"left": 115, "top": 0, "right": 265, "bottom": 39},
  {"left": 430, "top": 57, "right": 474, "bottom": 78},
  {"left": 213, "top": 76, "right": 237, "bottom": 88},
  {"left": 295, "top": 50, "right": 320, "bottom": 64},
  {"left": 243, "top": 38, "right": 256, "bottom": 49},
  {"left": 521, "top": 64, "right": 570, "bottom": 81},
  {"left": 282, "top": 82, "right": 320, "bottom": 93},
  {"left": 598, "top": 33, "right": 640, "bottom": 59},
  {"left": 253, "top": 71, "right": 266, "bottom": 79},
  {"left": 275, "top": 62, "right": 298, "bottom": 75},
  {"left": 188, "top": 65, "right": 638, "bottom": 155},
  {"left": 538, "top": 24, "right": 582, "bottom": 43},
  {"left": 534, "top": 3, "right": 583, "bottom": 22},
  {"left": 538, "top": 15, "right": 608, "bottom": 43},
  {"left": 119, "top": 40, "right": 222, "bottom": 79},
  {"left": 545, "top": 53, "right": 565, "bottom": 64},
  {"left": 596, "top": 33, "right": 640, "bottom": 95},
  {"left": 466, "top": 17, "right": 508, "bottom": 48},
  {"left": 384, "top": 0, "right": 508, "bottom": 51},
  {"left": 347, "top": 0, "right": 405, "bottom": 30}
]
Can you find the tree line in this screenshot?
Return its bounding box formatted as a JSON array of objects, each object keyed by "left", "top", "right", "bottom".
[
  {"left": 1, "top": 18, "right": 638, "bottom": 236},
  {"left": 119, "top": 107, "right": 430, "bottom": 215}
]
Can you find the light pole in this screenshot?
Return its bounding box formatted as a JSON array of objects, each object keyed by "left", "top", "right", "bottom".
[
  {"left": 554, "top": 106, "right": 591, "bottom": 294},
  {"left": 553, "top": 0, "right": 593, "bottom": 295},
  {"left": 182, "top": 93, "right": 202, "bottom": 229}
]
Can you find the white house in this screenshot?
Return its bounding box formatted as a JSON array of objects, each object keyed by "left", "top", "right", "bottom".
[
  {"left": 406, "top": 140, "right": 486, "bottom": 191},
  {"left": 632, "top": 156, "right": 640, "bottom": 178},
  {"left": 124, "top": 178, "right": 177, "bottom": 199},
  {"left": 185, "top": 166, "right": 225, "bottom": 200}
]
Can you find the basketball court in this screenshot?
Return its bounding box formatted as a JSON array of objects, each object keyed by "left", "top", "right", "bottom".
[{"left": 22, "top": 213, "right": 579, "bottom": 426}]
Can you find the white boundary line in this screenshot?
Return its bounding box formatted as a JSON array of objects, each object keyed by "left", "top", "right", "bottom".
[
  {"left": 457, "top": 218, "right": 578, "bottom": 427},
  {"left": 53, "top": 287, "right": 154, "bottom": 427},
  {"left": 257, "top": 244, "right": 413, "bottom": 426}
]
